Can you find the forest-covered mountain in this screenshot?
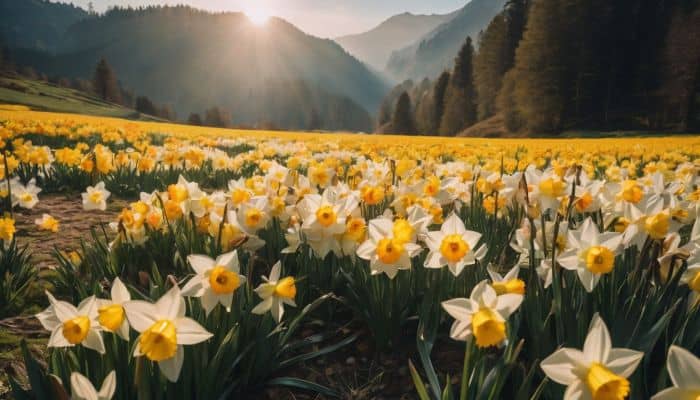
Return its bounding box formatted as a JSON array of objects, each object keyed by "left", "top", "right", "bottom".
[
  {"left": 0, "top": 0, "right": 89, "bottom": 52},
  {"left": 2, "top": 5, "right": 389, "bottom": 131},
  {"left": 335, "top": 11, "right": 456, "bottom": 72},
  {"left": 386, "top": 0, "right": 507, "bottom": 81},
  {"left": 379, "top": 0, "right": 700, "bottom": 135}
]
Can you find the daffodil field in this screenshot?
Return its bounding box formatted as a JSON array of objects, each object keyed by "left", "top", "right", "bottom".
[{"left": 2, "top": 108, "right": 700, "bottom": 399}]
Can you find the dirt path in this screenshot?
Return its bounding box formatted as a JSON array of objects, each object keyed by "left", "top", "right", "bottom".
[{"left": 13, "top": 194, "right": 127, "bottom": 270}]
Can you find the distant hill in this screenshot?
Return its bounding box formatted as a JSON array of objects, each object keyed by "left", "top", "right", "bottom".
[
  {"left": 335, "top": 11, "right": 457, "bottom": 72},
  {"left": 0, "top": 0, "right": 89, "bottom": 52},
  {"left": 0, "top": 72, "right": 161, "bottom": 120},
  {"left": 4, "top": 6, "right": 389, "bottom": 131},
  {"left": 386, "top": 0, "right": 507, "bottom": 81}
]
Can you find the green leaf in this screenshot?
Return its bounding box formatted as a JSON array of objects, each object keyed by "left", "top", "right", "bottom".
[
  {"left": 278, "top": 333, "right": 358, "bottom": 369},
  {"left": 408, "top": 359, "right": 432, "bottom": 400},
  {"left": 266, "top": 377, "right": 339, "bottom": 398}
]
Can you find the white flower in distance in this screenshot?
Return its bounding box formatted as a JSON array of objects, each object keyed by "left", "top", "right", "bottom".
[
  {"left": 251, "top": 261, "right": 297, "bottom": 323},
  {"left": 123, "top": 286, "right": 213, "bottom": 382},
  {"left": 82, "top": 182, "right": 111, "bottom": 211},
  {"left": 424, "top": 212, "right": 485, "bottom": 277},
  {"left": 557, "top": 218, "right": 623, "bottom": 292},
  {"left": 11, "top": 178, "right": 41, "bottom": 209},
  {"left": 441, "top": 280, "right": 523, "bottom": 348},
  {"left": 70, "top": 370, "right": 116, "bottom": 400},
  {"left": 96, "top": 277, "right": 131, "bottom": 340},
  {"left": 541, "top": 314, "right": 643, "bottom": 400},
  {"left": 651, "top": 345, "right": 700, "bottom": 399},
  {"left": 182, "top": 250, "right": 246, "bottom": 315},
  {"left": 37, "top": 292, "right": 105, "bottom": 354},
  {"left": 356, "top": 218, "right": 422, "bottom": 279}
]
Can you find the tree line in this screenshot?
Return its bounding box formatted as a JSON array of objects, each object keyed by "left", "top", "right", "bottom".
[{"left": 379, "top": 0, "right": 700, "bottom": 136}]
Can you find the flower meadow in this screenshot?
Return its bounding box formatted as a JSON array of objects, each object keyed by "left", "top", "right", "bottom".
[{"left": 2, "top": 109, "right": 700, "bottom": 399}]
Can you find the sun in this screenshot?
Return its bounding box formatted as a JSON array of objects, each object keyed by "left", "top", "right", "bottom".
[{"left": 245, "top": 6, "right": 271, "bottom": 26}]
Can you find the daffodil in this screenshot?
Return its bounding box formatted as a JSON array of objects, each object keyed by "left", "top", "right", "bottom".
[
  {"left": 356, "top": 217, "right": 422, "bottom": 279},
  {"left": 424, "top": 212, "right": 485, "bottom": 276},
  {"left": 82, "top": 182, "right": 111, "bottom": 211},
  {"left": 11, "top": 178, "right": 41, "bottom": 209},
  {"left": 541, "top": 314, "right": 643, "bottom": 400},
  {"left": 557, "top": 217, "right": 623, "bottom": 292},
  {"left": 236, "top": 196, "right": 271, "bottom": 233},
  {"left": 182, "top": 250, "right": 246, "bottom": 315},
  {"left": 651, "top": 345, "right": 700, "bottom": 400},
  {"left": 70, "top": 370, "right": 116, "bottom": 400},
  {"left": 297, "top": 191, "right": 357, "bottom": 258},
  {"left": 123, "top": 286, "right": 213, "bottom": 382},
  {"left": 681, "top": 251, "right": 700, "bottom": 305},
  {"left": 488, "top": 265, "right": 526, "bottom": 297},
  {"left": 96, "top": 277, "right": 131, "bottom": 340},
  {"left": 35, "top": 213, "right": 59, "bottom": 232},
  {"left": 37, "top": 292, "right": 105, "bottom": 354},
  {"left": 441, "top": 280, "right": 523, "bottom": 348},
  {"left": 251, "top": 261, "right": 297, "bottom": 323}
]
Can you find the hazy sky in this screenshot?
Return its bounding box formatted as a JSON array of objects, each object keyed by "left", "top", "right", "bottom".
[{"left": 64, "top": 0, "right": 466, "bottom": 38}]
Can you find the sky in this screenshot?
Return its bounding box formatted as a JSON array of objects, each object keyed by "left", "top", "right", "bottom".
[{"left": 64, "top": 0, "right": 466, "bottom": 38}]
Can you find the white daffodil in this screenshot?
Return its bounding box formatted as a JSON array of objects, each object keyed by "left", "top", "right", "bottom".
[
  {"left": 356, "top": 218, "right": 422, "bottom": 279},
  {"left": 424, "top": 212, "right": 485, "bottom": 277},
  {"left": 651, "top": 345, "right": 700, "bottom": 399},
  {"left": 182, "top": 250, "right": 246, "bottom": 315},
  {"left": 236, "top": 196, "right": 271, "bottom": 234},
  {"left": 35, "top": 213, "right": 59, "bottom": 232},
  {"left": 487, "top": 265, "right": 526, "bottom": 297},
  {"left": 557, "top": 218, "right": 623, "bottom": 292},
  {"left": 526, "top": 167, "right": 569, "bottom": 212},
  {"left": 281, "top": 222, "right": 302, "bottom": 254},
  {"left": 82, "top": 182, "right": 111, "bottom": 211},
  {"left": 297, "top": 191, "right": 357, "bottom": 258},
  {"left": 11, "top": 178, "right": 41, "bottom": 209},
  {"left": 228, "top": 178, "right": 253, "bottom": 207},
  {"left": 541, "top": 314, "right": 643, "bottom": 400},
  {"left": 681, "top": 252, "right": 700, "bottom": 305},
  {"left": 37, "top": 292, "right": 105, "bottom": 354},
  {"left": 123, "top": 286, "right": 213, "bottom": 382},
  {"left": 251, "top": 261, "right": 297, "bottom": 323},
  {"left": 70, "top": 370, "right": 116, "bottom": 400},
  {"left": 96, "top": 277, "right": 131, "bottom": 340},
  {"left": 441, "top": 280, "right": 523, "bottom": 348}
]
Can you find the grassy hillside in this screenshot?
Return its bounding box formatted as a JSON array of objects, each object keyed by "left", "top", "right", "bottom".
[{"left": 0, "top": 74, "right": 160, "bottom": 120}]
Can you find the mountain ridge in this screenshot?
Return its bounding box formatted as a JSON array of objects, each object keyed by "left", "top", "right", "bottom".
[
  {"left": 335, "top": 10, "right": 457, "bottom": 72},
  {"left": 386, "top": 0, "right": 508, "bottom": 81}
]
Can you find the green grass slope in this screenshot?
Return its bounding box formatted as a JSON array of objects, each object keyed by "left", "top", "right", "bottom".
[{"left": 0, "top": 74, "right": 161, "bottom": 121}]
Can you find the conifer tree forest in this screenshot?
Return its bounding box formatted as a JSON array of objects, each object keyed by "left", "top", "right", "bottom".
[{"left": 379, "top": 0, "right": 700, "bottom": 136}]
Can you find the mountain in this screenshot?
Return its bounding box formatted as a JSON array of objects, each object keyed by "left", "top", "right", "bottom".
[
  {"left": 386, "top": 0, "right": 508, "bottom": 81},
  {"left": 335, "top": 11, "right": 457, "bottom": 72},
  {"left": 4, "top": 6, "right": 389, "bottom": 131},
  {"left": 0, "top": 0, "right": 89, "bottom": 52}
]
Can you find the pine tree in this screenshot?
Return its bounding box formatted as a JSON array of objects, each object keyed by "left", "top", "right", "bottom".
[
  {"left": 391, "top": 92, "right": 416, "bottom": 135},
  {"left": 93, "top": 58, "right": 121, "bottom": 104},
  {"left": 187, "top": 113, "right": 203, "bottom": 125},
  {"left": 204, "top": 107, "right": 231, "bottom": 127},
  {"left": 474, "top": 14, "right": 510, "bottom": 121},
  {"left": 440, "top": 37, "right": 477, "bottom": 136},
  {"left": 432, "top": 71, "right": 450, "bottom": 133},
  {"left": 509, "top": 0, "right": 565, "bottom": 133},
  {"left": 135, "top": 96, "right": 158, "bottom": 116}
]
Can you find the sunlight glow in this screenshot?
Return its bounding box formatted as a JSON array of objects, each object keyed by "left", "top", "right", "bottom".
[{"left": 245, "top": 6, "right": 271, "bottom": 26}]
